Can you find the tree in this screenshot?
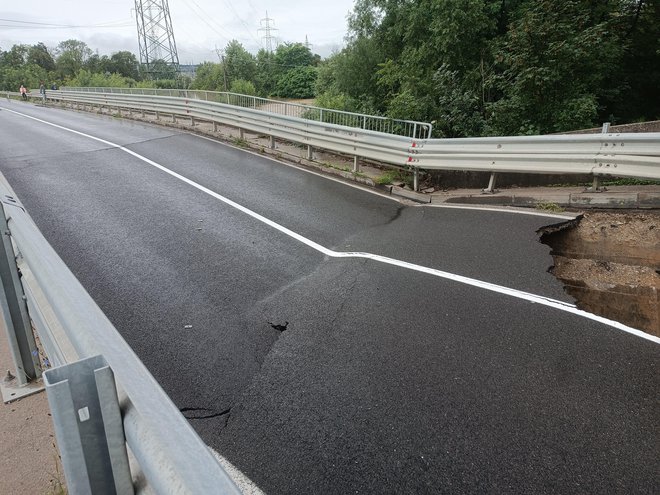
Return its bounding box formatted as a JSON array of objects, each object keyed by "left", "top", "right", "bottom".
[
  {"left": 27, "top": 43, "right": 55, "bottom": 72},
  {"left": 274, "top": 43, "right": 318, "bottom": 69},
  {"left": 254, "top": 49, "right": 277, "bottom": 96},
  {"left": 107, "top": 51, "right": 140, "bottom": 80},
  {"left": 2, "top": 44, "right": 29, "bottom": 67},
  {"left": 192, "top": 62, "right": 225, "bottom": 91},
  {"left": 55, "top": 39, "right": 93, "bottom": 79},
  {"left": 223, "top": 40, "right": 256, "bottom": 87},
  {"left": 489, "top": 1, "right": 624, "bottom": 134},
  {"left": 274, "top": 66, "right": 318, "bottom": 98}
]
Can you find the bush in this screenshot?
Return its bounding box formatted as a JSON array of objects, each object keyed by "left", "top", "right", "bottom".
[{"left": 230, "top": 79, "right": 256, "bottom": 96}]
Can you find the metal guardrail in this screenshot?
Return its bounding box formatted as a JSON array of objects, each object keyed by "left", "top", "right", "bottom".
[
  {"left": 63, "top": 86, "right": 433, "bottom": 139},
  {"left": 45, "top": 90, "right": 660, "bottom": 187},
  {"left": 0, "top": 175, "right": 240, "bottom": 493},
  {"left": 6, "top": 89, "right": 659, "bottom": 189}
]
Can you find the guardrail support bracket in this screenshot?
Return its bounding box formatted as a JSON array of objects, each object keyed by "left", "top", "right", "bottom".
[
  {"left": 44, "top": 355, "right": 134, "bottom": 495},
  {"left": 482, "top": 172, "right": 498, "bottom": 194}
]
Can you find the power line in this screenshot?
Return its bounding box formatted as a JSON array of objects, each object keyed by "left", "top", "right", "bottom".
[
  {"left": 221, "top": 0, "right": 263, "bottom": 47},
  {"left": 0, "top": 17, "right": 133, "bottom": 29},
  {"left": 179, "top": 0, "right": 231, "bottom": 43}
]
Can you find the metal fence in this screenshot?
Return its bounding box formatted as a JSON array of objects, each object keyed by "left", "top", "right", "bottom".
[
  {"left": 0, "top": 175, "right": 240, "bottom": 494},
  {"left": 62, "top": 87, "right": 433, "bottom": 139}
]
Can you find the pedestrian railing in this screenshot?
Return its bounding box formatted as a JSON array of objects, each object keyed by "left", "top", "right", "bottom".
[
  {"left": 62, "top": 86, "right": 433, "bottom": 140},
  {"left": 0, "top": 175, "right": 240, "bottom": 494}
]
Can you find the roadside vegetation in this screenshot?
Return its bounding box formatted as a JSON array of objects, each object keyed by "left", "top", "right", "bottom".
[{"left": 1, "top": 1, "right": 657, "bottom": 137}]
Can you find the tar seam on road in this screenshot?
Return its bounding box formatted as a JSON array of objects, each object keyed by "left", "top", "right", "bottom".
[{"left": 5, "top": 107, "right": 659, "bottom": 344}]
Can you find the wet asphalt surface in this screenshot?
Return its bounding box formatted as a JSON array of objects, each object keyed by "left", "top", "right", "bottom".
[{"left": 0, "top": 101, "right": 658, "bottom": 494}]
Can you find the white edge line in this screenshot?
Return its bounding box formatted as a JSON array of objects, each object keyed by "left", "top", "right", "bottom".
[{"left": 5, "top": 107, "right": 659, "bottom": 345}]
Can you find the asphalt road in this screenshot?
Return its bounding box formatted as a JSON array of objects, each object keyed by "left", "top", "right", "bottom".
[{"left": 0, "top": 101, "right": 658, "bottom": 494}]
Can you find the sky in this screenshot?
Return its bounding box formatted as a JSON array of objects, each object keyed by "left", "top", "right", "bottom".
[{"left": 0, "top": 0, "right": 357, "bottom": 63}]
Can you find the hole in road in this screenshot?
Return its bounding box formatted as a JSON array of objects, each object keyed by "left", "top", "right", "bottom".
[
  {"left": 268, "top": 321, "right": 289, "bottom": 332},
  {"left": 539, "top": 211, "right": 659, "bottom": 336}
]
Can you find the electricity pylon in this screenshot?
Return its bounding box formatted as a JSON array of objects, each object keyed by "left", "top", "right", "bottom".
[
  {"left": 134, "top": 0, "right": 180, "bottom": 78},
  {"left": 258, "top": 11, "right": 278, "bottom": 53}
]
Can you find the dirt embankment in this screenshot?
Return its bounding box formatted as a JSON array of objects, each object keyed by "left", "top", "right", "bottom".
[{"left": 540, "top": 211, "right": 659, "bottom": 335}]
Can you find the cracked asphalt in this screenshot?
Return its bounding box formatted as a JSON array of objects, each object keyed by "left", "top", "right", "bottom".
[{"left": 0, "top": 101, "right": 658, "bottom": 494}]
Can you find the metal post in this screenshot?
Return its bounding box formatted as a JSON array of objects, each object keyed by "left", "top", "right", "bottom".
[
  {"left": 413, "top": 168, "right": 419, "bottom": 192},
  {"left": 353, "top": 156, "right": 360, "bottom": 173},
  {"left": 269, "top": 136, "right": 275, "bottom": 150},
  {"left": 44, "top": 355, "right": 134, "bottom": 495},
  {"left": 602, "top": 122, "right": 610, "bottom": 134},
  {"left": 0, "top": 202, "right": 40, "bottom": 387},
  {"left": 213, "top": 121, "right": 219, "bottom": 132},
  {"left": 482, "top": 172, "right": 497, "bottom": 194},
  {"left": 307, "top": 145, "right": 313, "bottom": 160},
  {"left": 171, "top": 114, "right": 176, "bottom": 123},
  {"left": 190, "top": 116, "right": 195, "bottom": 126},
  {"left": 239, "top": 128, "right": 245, "bottom": 140}
]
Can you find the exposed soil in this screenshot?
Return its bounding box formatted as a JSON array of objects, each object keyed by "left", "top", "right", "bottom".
[{"left": 540, "top": 211, "right": 659, "bottom": 335}]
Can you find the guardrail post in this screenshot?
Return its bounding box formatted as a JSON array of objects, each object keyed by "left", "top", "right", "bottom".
[
  {"left": 239, "top": 128, "right": 245, "bottom": 140},
  {"left": 307, "top": 145, "right": 313, "bottom": 160},
  {"left": 270, "top": 136, "right": 275, "bottom": 149},
  {"left": 0, "top": 202, "right": 41, "bottom": 388},
  {"left": 482, "top": 172, "right": 498, "bottom": 194},
  {"left": 213, "top": 121, "right": 219, "bottom": 132},
  {"left": 413, "top": 168, "right": 419, "bottom": 192},
  {"left": 44, "top": 355, "right": 134, "bottom": 495},
  {"left": 590, "top": 123, "right": 611, "bottom": 192},
  {"left": 353, "top": 156, "right": 360, "bottom": 173}
]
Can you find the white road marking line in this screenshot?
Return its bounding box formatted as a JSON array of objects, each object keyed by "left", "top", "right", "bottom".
[{"left": 5, "top": 108, "right": 659, "bottom": 344}]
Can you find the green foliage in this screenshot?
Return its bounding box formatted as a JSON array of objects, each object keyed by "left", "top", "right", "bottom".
[
  {"left": 27, "top": 43, "right": 55, "bottom": 72},
  {"left": 230, "top": 79, "right": 256, "bottom": 96},
  {"left": 535, "top": 201, "right": 564, "bottom": 212},
  {"left": 275, "top": 43, "right": 319, "bottom": 69},
  {"left": 55, "top": 39, "right": 93, "bottom": 79},
  {"left": 192, "top": 62, "right": 225, "bottom": 91},
  {"left": 488, "top": 1, "right": 623, "bottom": 135},
  {"left": 274, "top": 66, "right": 318, "bottom": 99},
  {"left": 224, "top": 40, "right": 257, "bottom": 87},
  {"left": 67, "top": 69, "right": 135, "bottom": 88},
  {"left": 326, "top": 0, "right": 660, "bottom": 136}
]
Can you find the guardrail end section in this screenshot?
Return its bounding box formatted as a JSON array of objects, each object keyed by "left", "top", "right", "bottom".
[{"left": 44, "top": 355, "right": 134, "bottom": 495}]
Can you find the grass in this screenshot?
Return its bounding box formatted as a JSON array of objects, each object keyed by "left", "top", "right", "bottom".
[
  {"left": 375, "top": 169, "right": 414, "bottom": 188},
  {"left": 535, "top": 201, "right": 564, "bottom": 212},
  {"left": 231, "top": 137, "right": 249, "bottom": 148}
]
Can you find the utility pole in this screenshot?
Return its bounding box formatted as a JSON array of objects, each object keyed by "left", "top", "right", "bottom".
[
  {"left": 214, "top": 45, "right": 229, "bottom": 92},
  {"left": 134, "top": 0, "right": 180, "bottom": 79},
  {"left": 258, "top": 11, "right": 278, "bottom": 53}
]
